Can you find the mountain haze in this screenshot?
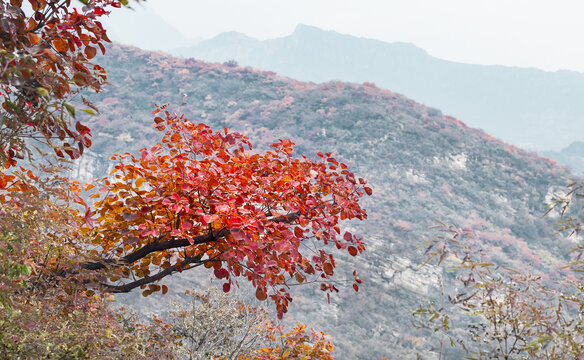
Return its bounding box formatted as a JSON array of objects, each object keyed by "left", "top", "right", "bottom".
[
  {"left": 172, "top": 24, "right": 584, "bottom": 155},
  {"left": 102, "top": 5, "right": 201, "bottom": 52},
  {"left": 76, "top": 44, "right": 579, "bottom": 359}
]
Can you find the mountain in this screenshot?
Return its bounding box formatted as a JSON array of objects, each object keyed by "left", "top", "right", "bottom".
[
  {"left": 543, "top": 141, "right": 584, "bottom": 175},
  {"left": 77, "top": 44, "right": 579, "bottom": 359},
  {"left": 101, "top": 4, "right": 201, "bottom": 52},
  {"left": 171, "top": 24, "right": 584, "bottom": 155}
]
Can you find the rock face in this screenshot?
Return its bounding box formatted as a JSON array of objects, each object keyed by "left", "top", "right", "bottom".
[
  {"left": 381, "top": 255, "right": 441, "bottom": 296},
  {"left": 77, "top": 44, "right": 579, "bottom": 359}
]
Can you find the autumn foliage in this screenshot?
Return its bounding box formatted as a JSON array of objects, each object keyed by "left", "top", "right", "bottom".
[
  {"left": 84, "top": 105, "right": 370, "bottom": 318},
  {"left": 0, "top": 0, "right": 129, "bottom": 167},
  {"left": 248, "top": 324, "right": 334, "bottom": 360},
  {"left": 0, "top": 2, "right": 372, "bottom": 357}
]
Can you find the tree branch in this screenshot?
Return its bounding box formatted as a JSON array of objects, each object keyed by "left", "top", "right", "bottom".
[
  {"left": 80, "top": 211, "right": 302, "bottom": 290},
  {"left": 101, "top": 254, "right": 206, "bottom": 293},
  {"left": 82, "top": 227, "right": 229, "bottom": 271}
]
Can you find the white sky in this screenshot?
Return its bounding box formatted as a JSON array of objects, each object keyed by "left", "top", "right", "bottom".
[{"left": 109, "top": 0, "right": 584, "bottom": 73}]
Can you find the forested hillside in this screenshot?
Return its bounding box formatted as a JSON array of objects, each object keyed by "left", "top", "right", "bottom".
[{"left": 71, "top": 44, "right": 579, "bottom": 359}]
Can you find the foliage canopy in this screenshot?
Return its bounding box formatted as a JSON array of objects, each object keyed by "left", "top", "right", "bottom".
[{"left": 83, "top": 105, "right": 370, "bottom": 319}]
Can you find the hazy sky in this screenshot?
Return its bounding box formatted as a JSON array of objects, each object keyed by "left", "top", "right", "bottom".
[{"left": 106, "top": 0, "right": 584, "bottom": 73}]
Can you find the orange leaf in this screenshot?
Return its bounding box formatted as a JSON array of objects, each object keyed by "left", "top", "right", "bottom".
[
  {"left": 161, "top": 285, "right": 168, "bottom": 294},
  {"left": 323, "top": 263, "right": 334, "bottom": 276},
  {"left": 295, "top": 272, "right": 305, "bottom": 283},
  {"left": 79, "top": 33, "right": 91, "bottom": 45},
  {"left": 170, "top": 133, "right": 181, "bottom": 143},
  {"left": 53, "top": 38, "right": 69, "bottom": 52},
  {"left": 28, "top": 32, "right": 40, "bottom": 44}
]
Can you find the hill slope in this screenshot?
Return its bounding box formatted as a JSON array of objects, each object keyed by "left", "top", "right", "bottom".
[
  {"left": 77, "top": 44, "right": 578, "bottom": 359},
  {"left": 172, "top": 24, "right": 584, "bottom": 154}
]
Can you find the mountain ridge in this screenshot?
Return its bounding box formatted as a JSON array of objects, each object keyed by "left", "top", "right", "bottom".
[{"left": 170, "top": 24, "right": 584, "bottom": 153}]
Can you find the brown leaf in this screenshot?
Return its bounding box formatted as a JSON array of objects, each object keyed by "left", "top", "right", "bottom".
[
  {"left": 84, "top": 46, "right": 97, "bottom": 59},
  {"left": 41, "top": 48, "right": 57, "bottom": 62}
]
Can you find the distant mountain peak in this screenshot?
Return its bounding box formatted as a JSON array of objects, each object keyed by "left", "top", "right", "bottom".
[
  {"left": 290, "top": 24, "right": 425, "bottom": 53},
  {"left": 292, "top": 23, "right": 327, "bottom": 35},
  {"left": 205, "top": 31, "right": 258, "bottom": 45}
]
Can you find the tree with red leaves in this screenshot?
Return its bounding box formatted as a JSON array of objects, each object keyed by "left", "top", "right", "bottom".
[{"left": 83, "top": 105, "right": 370, "bottom": 319}]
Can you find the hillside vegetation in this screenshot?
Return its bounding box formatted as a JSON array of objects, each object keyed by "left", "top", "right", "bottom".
[{"left": 75, "top": 44, "right": 578, "bottom": 359}]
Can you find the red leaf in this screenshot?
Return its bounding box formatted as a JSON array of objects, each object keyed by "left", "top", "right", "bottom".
[
  {"left": 364, "top": 187, "right": 373, "bottom": 196},
  {"left": 180, "top": 221, "right": 192, "bottom": 231},
  {"left": 294, "top": 226, "right": 304, "bottom": 238},
  {"left": 230, "top": 227, "right": 245, "bottom": 241},
  {"left": 214, "top": 268, "right": 228, "bottom": 279},
  {"left": 353, "top": 283, "right": 359, "bottom": 292},
  {"left": 256, "top": 287, "right": 267, "bottom": 301},
  {"left": 348, "top": 246, "right": 358, "bottom": 256},
  {"left": 84, "top": 208, "right": 95, "bottom": 229},
  {"left": 75, "top": 121, "right": 91, "bottom": 135},
  {"left": 141, "top": 150, "right": 154, "bottom": 161},
  {"left": 223, "top": 283, "right": 231, "bottom": 293}
]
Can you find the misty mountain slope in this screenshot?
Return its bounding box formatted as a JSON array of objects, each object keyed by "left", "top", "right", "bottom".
[
  {"left": 172, "top": 24, "right": 584, "bottom": 153},
  {"left": 102, "top": 4, "right": 202, "bottom": 52},
  {"left": 78, "top": 44, "right": 578, "bottom": 359}
]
